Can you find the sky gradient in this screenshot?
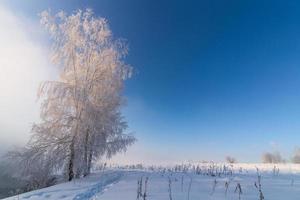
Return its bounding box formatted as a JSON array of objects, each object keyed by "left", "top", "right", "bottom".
[{"left": 2, "top": 0, "right": 300, "bottom": 163}]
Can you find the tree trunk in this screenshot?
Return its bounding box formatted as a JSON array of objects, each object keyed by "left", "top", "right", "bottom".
[
  {"left": 83, "top": 129, "right": 90, "bottom": 177},
  {"left": 67, "top": 139, "right": 75, "bottom": 181},
  {"left": 84, "top": 134, "right": 93, "bottom": 177},
  {"left": 68, "top": 110, "right": 81, "bottom": 181},
  {"left": 87, "top": 149, "right": 93, "bottom": 175},
  {"left": 86, "top": 133, "right": 94, "bottom": 175}
]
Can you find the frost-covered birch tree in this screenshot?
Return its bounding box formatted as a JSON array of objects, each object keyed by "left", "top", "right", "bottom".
[{"left": 10, "top": 9, "right": 135, "bottom": 182}]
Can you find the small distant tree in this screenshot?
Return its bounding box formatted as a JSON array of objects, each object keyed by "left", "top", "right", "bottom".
[
  {"left": 292, "top": 148, "right": 300, "bottom": 163},
  {"left": 261, "top": 152, "right": 283, "bottom": 163},
  {"left": 262, "top": 153, "right": 273, "bottom": 163},
  {"left": 226, "top": 156, "right": 236, "bottom": 164}
]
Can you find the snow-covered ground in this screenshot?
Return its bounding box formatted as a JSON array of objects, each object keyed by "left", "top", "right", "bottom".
[
  {"left": 4, "top": 163, "right": 300, "bottom": 200},
  {"left": 3, "top": 171, "right": 123, "bottom": 200}
]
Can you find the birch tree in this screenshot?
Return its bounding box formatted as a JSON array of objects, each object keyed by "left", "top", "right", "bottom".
[{"left": 10, "top": 9, "right": 135, "bottom": 182}]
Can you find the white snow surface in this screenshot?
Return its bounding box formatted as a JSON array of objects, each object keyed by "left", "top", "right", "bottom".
[{"left": 4, "top": 163, "right": 300, "bottom": 200}]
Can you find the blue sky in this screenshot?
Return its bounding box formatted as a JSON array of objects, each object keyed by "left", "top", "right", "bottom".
[{"left": 2, "top": 0, "right": 300, "bottom": 163}]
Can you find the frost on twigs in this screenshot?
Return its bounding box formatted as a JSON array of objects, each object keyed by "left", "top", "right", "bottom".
[{"left": 8, "top": 9, "right": 135, "bottom": 184}]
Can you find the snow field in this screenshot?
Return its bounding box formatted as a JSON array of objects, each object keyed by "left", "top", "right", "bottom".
[{"left": 4, "top": 163, "right": 300, "bottom": 200}]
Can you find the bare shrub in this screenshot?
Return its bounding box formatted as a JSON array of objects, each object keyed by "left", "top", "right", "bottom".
[
  {"left": 210, "top": 179, "right": 217, "bottom": 195},
  {"left": 235, "top": 183, "right": 242, "bottom": 200},
  {"left": 226, "top": 156, "right": 236, "bottom": 164},
  {"left": 168, "top": 177, "right": 172, "bottom": 200},
  {"left": 225, "top": 181, "right": 229, "bottom": 196},
  {"left": 254, "top": 175, "right": 264, "bottom": 200},
  {"left": 181, "top": 175, "right": 184, "bottom": 192},
  {"left": 143, "top": 177, "right": 149, "bottom": 200},
  {"left": 136, "top": 176, "right": 143, "bottom": 199},
  {"left": 187, "top": 176, "right": 192, "bottom": 200}
]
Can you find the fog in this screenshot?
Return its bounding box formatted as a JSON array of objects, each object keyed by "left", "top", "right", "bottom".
[{"left": 0, "top": 4, "right": 54, "bottom": 155}]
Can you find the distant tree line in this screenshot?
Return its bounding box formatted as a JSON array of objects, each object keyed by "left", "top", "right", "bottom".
[
  {"left": 261, "top": 149, "right": 300, "bottom": 164},
  {"left": 225, "top": 149, "right": 300, "bottom": 164}
]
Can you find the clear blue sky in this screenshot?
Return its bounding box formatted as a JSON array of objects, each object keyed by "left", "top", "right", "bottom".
[{"left": 3, "top": 0, "right": 300, "bottom": 163}]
